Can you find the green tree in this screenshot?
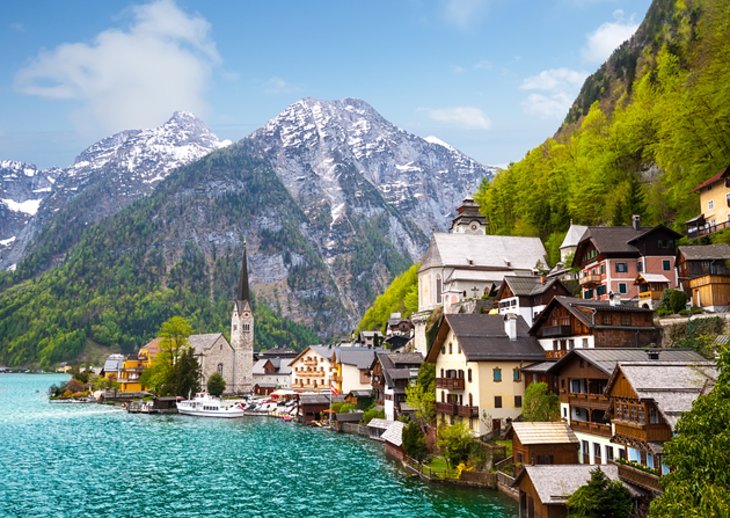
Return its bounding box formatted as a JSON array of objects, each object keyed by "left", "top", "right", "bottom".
[
  {"left": 649, "top": 345, "right": 730, "bottom": 517},
  {"left": 140, "top": 316, "right": 200, "bottom": 396},
  {"left": 402, "top": 421, "right": 428, "bottom": 462},
  {"left": 406, "top": 362, "right": 436, "bottom": 430},
  {"left": 567, "top": 467, "right": 634, "bottom": 518},
  {"left": 436, "top": 422, "right": 473, "bottom": 469},
  {"left": 522, "top": 382, "right": 560, "bottom": 421},
  {"left": 206, "top": 371, "right": 226, "bottom": 397}
]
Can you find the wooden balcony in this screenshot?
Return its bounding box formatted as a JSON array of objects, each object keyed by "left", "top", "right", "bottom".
[
  {"left": 457, "top": 405, "right": 479, "bottom": 418},
  {"left": 541, "top": 325, "right": 572, "bottom": 337},
  {"left": 569, "top": 419, "right": 612, "bottom": 438},
  {"left": 436, "top": 377, "right": 465, "bottom": 390},
  {"left": 687, "top": 218, "right": 730, "bottom": 238},
  {"left": 639, "top": 290, "right": 663, "bottom": 301},
  {"left": 616, "top": 462, "right": 662, "bottom": 493},
  {"left": 579, "top": 274, "right": 602, "bottom": 287},
  {"left": 568, "top": 392, "right": 609, "bottom": 409},
  {"left": 295, "top": 370, "right": 326, "bottom": 378},
  {"left": 546, "top": 350, "right": 567, "bottom": 359},
  {"left": 436, "top": 402, "right": 457, "bottom": 416},
  {"left": 613, "top": 421, "right": 672, "bottom": 443}
]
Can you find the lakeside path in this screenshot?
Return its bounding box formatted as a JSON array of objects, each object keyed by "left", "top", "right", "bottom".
[{"left": 0, "top": 374, "right": 517, "bottom": 517}]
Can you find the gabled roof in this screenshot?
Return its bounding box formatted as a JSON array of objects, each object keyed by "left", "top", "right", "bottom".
[
  {"left": 634, "top": 273, "right": 670, "bottom": 285},
  {"left": 510, "top": 422, "right": 579, "bottom": 445},
  {"left": 290, "top": 345, "right": 337, "bottom": 365},
  {"left": 419, "top": 232, "right": 547, "bottom": 272},
  {"left": 499, "top": 275, "right": 567, "bottom": 298},
  {"left": 381, "top": 421, "right": 406, "bottom": 447},
  {"left": 559, "top": 224, "right": 588, "bottom": 250},
  {"left": 367, "top": 418, "right": 392, "bottom": 430},
  {"left": 691, "top": 164, "right": 730, "bottom": 192},
  {"left": 376, "top": 351, "right": 423, "bottom": 387},
  {"left": 575, "top": 225, "right": 680, "bottom": 260},
  {"left": 530, "top": 296, "right": 656, "bottom": 334},
  {"left": 189, "top": 333, "right": 229, "bottom": 353},
  {"left": 547, "top": 348, "right": 708, "bottom": 376},
  {"left": 678, "top": 244, "right": 730, "bottom": 261},
  {"left": 336, "top": 347, "right": 380, "bottom": 370},
  {"left": 514, "top": 465, "right": 638, "bottom": 505},
  {"left": 428, "top": 314, "right": 545, "bottom": 363},
  {"left": 103, "top": 354, "right": 125, "bottom": 372},
  {"left": 606, "top": 361, "right": 717, "bottom": 430},
  {"left": 252, "top": 359, "right": 272, "bottom": 375},
  {"left": 299, "top": 393, "right": 343, "bottom": 405}
]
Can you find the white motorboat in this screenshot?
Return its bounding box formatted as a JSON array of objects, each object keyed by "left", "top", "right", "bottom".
[{"left": 176, "top": 393, "right": 244, "bottom": 418}]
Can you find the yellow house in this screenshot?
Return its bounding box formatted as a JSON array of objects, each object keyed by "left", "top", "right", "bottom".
[
  {"left": 427, "top": 314, "right": 545, "bottom": 437},
  {"left": 289, "top": 345, "right": 337, "bottom": 392},
  {"left": 118, "top": 338, "right": 162, "bottom": 393},
  {"left": 687, "top": 164, "right": 730, "bottom": 238}
]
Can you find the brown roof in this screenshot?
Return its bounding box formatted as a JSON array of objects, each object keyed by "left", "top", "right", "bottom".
[
  {"left": 530, "top": 296, "right": 657, "bottom": 334},
  {"left": 510, "top": 422, "right": 579, "bottom": 445},
  {"left": 499, "top": 276, "right": 567, "bottom": 297},
  {"left": 678, "top": 244, "right": 730, "bottom": 261},
  {"left": 428, "top": 314, "right": 545, "bottom": 362},
  {"left": 692, "top": 164, "right": 730, "bottom": 192},
  {"left": 547, "top": 348, "right": 708, "bottom": 376}
]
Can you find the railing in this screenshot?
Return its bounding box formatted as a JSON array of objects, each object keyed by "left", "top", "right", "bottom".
[
  {"left": 436, "top": 377, "right": 465, "bottom": 390},
  {"left": 579, "top": 274, "right": 602, "bottom": 286},
  {"left": 614, "top": 421, "right": 672, "bottom": 442},
  {"left": 687, "top": 219, "right": 730, "bottom": 238},
  {"left": 615, "top": 462, "right": 662, "bottom": 493},
  {"left": 546, "top": 350, "right": 567, "bottom": 359},
  {"left": 457, "top": 405, "right": 479, "bottom": 418},
  {"left": 435, "top": 402, "right": 457, "bottom": 416},
  {"left": 569, "top": 392, "right": 609, "bottom": 408},
  {"left": 541, "top": 325, "right": 572, "bottom": 337},
  {"left": 570, "top": 419, "right": 612, "bottom": 437},
  {"left": 639, "top": 290, "right": 664, "bottom": 300}
]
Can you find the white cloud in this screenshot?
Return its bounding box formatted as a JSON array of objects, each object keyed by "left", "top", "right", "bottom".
[
  {"left": 520, "top": 68, "right": 588, "bottom": 119},
  {"left": 420, "top": 106, "right": 491, "bottom": 130},
  {"left": 581, "top": 10, "right": 639, "bottom": 64},
  {"left": 443, "top": 0, "right": 490, "bottom": 29},
  {"left": 263, "top": 76, "right": 299, "bottom": 95},
  {"left": 14, "top": 0, "right": 220, "bottom": 134}
]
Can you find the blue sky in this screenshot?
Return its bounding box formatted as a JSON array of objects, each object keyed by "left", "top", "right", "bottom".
[{"left": 1, "top": 0, "right": 651, "bottom": 169}]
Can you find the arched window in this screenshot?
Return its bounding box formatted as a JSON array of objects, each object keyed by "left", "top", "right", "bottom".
[
  {"left": 436, "top": 274, "right": 443, "bottom": 304},
  {"left": 217, "top": 363, "right": 223, "bottom": 375},
  {"left": 468, "top": 369, "right": 472, "bottom": 383},
  {"left": 468, "top": 393, "right": 473, "bottom": 406},
  {"left": 243, "top": 323, "right": 250, "bottom": 332},
  {"left": 448, "top": 343, "right": 453, "bottom": 354}
]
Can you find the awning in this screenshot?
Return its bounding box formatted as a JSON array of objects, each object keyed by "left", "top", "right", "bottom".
[{"left": 685, "top": 214, "right": 705, "bottom": 226}]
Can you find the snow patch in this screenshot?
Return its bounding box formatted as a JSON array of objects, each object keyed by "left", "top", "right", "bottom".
[
  {"left": 0, "top": 236, "right": 16, "bottom": 246},
  {"left": 424, "top": 135, "right": 456, "bottom": 151},
  {"left": 1, "top": 198, "right": 42, "bottom": 215},
  {"left": 6, "top": 264, "right": 16, "bottom": 272}
]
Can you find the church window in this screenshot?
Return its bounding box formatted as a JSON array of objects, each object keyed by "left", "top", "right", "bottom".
[
  {"left": 217, "top": 363, "right": 223, "bottom": 375},
  {"left": 243, "top": 323, "right": 250, "bottom": 332},
  {"left": 233, "top": 325, "right": 237, "bottom": 331},
  {"left": 436, "top": 274, "right": 443, "bottom": 304}
]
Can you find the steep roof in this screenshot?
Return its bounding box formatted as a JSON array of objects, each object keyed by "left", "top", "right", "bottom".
[
  {"left": 252, "top": 359, "right": 271, "bottom": 375},
  {"left": 576, "top": 225, "right": 681, "bottom": 258},
  {"left": 381, "top": 421, "right": 406, "bottom": 447},
  {"left": 189, "top": 333, "right": 228, "bottom": 353},
  {"left": 291, "top": 345, "right": 336, "bottom": 365},
  {"left": 548, "top": 348, "right": 708, "bottom": 376},
  {"left": 634, "top": 273, "right": 670, "bottom": 284},
  {"left": 607, "top": 361, "right": 717, "bottom": 430},
  {"left": 510, "top": 422, "right": 578, "bottom": 445},
  {"left": 376, "top": 351, "right": 423, "bottom": 387},
  {"left": 500, "top": 275, "right": 565, "bottom": 297},
  {"left": 336, "top": 347, "right": 380, "bottom": 369},
  {"left": 515, "top": 465, "right": 638, "bottom": 505},
  {"left": 419, "top": 232, "right": 547, "bottom": 272},
  {"left": 299, "top": 393, "right": 343, "bottom": 405},
  {"left": 678, "top": 244, "right": 730, "bottom": 261},
  {"left": 103, "top": 354, "right": 125, "bottom": 372},
  {"left": 559, "top": 224, "right": 588, "bottom": 250},
  {"left": 530, "top": 296, "right": 657, "bottom": 334},
  {"left": 691, "top": 164, "right": 730, "bottom": 192},
  {"left": 428, "top": 314, "right": 545, "bottom": 362}
]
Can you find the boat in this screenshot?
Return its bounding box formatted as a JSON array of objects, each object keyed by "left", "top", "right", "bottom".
[{"left": 176, "top": 393, "right": 244, "bottom": 418}]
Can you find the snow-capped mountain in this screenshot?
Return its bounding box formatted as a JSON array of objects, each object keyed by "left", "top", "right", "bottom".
[{"left": 1, "top": 113, "right": 230, "bottom": 270}]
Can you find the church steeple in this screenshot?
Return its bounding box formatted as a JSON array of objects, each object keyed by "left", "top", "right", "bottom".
[{"left": 237, "top": 240, "right": 250, "bottom": 302}]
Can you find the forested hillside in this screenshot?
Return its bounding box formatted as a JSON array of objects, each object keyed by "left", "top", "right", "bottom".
[
  {"left": 476, "top": 0, "right": 730, "bottom": 262},
  {"left": 356, "top": 263, "right": 419, "bottom": 333}
]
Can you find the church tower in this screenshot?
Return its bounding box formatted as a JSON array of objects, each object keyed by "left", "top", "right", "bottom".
[
  {"left": 231, "top": 241, "right": 254, "bottom": 393},
  {"left": 449, "top": 197, "right": 489, "bottom": 234}
]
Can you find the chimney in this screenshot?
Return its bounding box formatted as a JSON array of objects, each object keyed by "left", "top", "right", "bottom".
[
  {"left": 647, "top": 344, "right": 660, "bottom": 360},
  {"left": 609, "top": 292, "right": 621, "bottom": 307},
  {"left": 539, "top": 275, "right": 546, "bottom": 285},
  {"left": 632, "top": 214, "right": 641, "bottom": 230},
  {"left": 504, "top": 314, "right": 517, "bottom": 341}
]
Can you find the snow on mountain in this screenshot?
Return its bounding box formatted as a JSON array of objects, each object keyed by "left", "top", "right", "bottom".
[{"left": 0, "top": 113, "right": 229, "bottom": 270}]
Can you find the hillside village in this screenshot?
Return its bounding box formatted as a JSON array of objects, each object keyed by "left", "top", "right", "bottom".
[{"left": 78, "top": 163, "right": 730, "bottom": 517}]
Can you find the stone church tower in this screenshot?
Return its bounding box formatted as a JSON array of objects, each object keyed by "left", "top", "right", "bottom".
[{"left": 230, "top": 242, "right": 254, "bottom": 393}]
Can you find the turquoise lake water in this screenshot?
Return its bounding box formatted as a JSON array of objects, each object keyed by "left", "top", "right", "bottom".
[{"left": 0, "top": 374, "right": 517, "bottom": 517}]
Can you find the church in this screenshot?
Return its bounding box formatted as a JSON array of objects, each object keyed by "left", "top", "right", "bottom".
[{"left": 190, "top": 243, "right": 254, "bottom": 394}]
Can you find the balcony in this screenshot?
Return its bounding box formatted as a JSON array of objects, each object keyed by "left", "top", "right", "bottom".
[
  {"left": 568, "top": 392, "right": 609, "bottom": 409},
  {"left": 639, "top": 290, "right": 663, "bottom": 301},
  {"left": 579, "top": 274, "right": 602, "bottom": 287},
  {"left": 457, "top": 405, "right": 479, "bottom": 418},
  {"left": 295, "top": 370, "right": 326, "bottom": 378},
  {"left": 614, "top": 421, "right": 672, "bottom": 443},
  {"left": 616, "top": 462, "right": 662, "bottom": 493},
  {"left": 541, "top": 325, "right": 572, "bottom": 337},
  {"left": 687, "top": 218, "right": 730, "bottom": 238},
  {"left": 546, "top": 350, "right": 567, "bottom": 359},
  {"left": 569, "top": 419, "right": 612, "bottom": 438},
  {"left": 435, "top": 402, "right": 457, "bottom": 415},
  {"left": 436, "top": 377, "right": 465, "bottom": 390}
]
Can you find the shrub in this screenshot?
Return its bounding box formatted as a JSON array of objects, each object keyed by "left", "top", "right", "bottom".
[{"left": 361, "top": 408, "right": 385, "bottom": 424}]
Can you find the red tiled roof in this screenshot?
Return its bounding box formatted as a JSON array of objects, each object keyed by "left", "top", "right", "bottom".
[{"left": 692, "top": 164, "right": 730, "bottom": 192}]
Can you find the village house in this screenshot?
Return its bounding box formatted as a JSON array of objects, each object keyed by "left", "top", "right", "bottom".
[
  {"left": 509, "top": 422, "right": 579, "bottom": 471},
  {"left": 495, "top": 276, "right": 571, "bottom": 326},
  {"left": 381, "top": 420, "right": 407, "bottom": 461},
  {"left": 633, "top": 273, "right": 671, "bottom": 310},
  {"left": 547, "top": 348, "right": 707, "bottom": 466},
  {"left": 513, "top": 464, "right": 638, "bottom": 518},
  {"left": 685, "top": 163, "right": 730, "bottom": 238},
  {"left": 334, "top": 347, "right": 379, "bottom": 395},
  {"left": 559, "top": 223, "right": 588, "bottom": 263},
  {"left": 604, "top": 358, "right": 717, "bottom": 494},
  {"left": 297, "top": 393, "right": 343, "bottom": 424},
  {"left": 117, "top": 338, "right": 161, "bottom": 393},
  {"left": 386, "top": 312, "right": 414, "bottom": 338},
  {"left": 573, "top": 217, "right": 681, "bottom": 302},
  {"left": 252, "top": 356, "right": 292, "bottom": 391},
  {"left": 412, "top": 198, "right": 548, "bottom": 356},
  {"left": 289, "top": 345, "right": 337, "bottom": 392},
  {"left": 677, "top": 244, "right": 730, "bottom": 311},
  {"left": 101, "top": 353, "right": 125, "bottom": 382},
  {"left": 427, "top": 313, "right": 545, "bottom": 437},
  {"left": 371, "top": 351, "right": 423, "bottom": 421},
  {"left": 529, "top": 296, "right": 659, "bottom": 360}
]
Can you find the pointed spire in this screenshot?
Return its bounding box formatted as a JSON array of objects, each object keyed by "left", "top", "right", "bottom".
[{"left": 237, "top": 239, "right": 250, "bottom": 302}]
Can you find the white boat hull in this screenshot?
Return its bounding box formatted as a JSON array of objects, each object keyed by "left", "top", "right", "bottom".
[{"left": 176, "top": 393, "right": 244, "bottom": 418}]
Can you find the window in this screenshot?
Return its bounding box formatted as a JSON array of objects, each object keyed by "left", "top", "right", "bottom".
[
  {"left": 468, "top": 369, "right": 472, "bottom": 383},
  {"left": 663, "top": 259, "right": 671, "bottom": 271},
  {"left": 441, "top": 368, "right": 444, "bottom": 378},
  {"left": 493, "top": 368, "right": 502, "bottom": 382},
  {"left": 594, "top": 443, "right": 602, "bottom": 461},
  {"left": 600, "top": 264, "right": 606, "bottom": 275},
  {"left": 615, "top": 262, "right": 628, "bottom": 273},
  {"left": 708, "top": 200, "right": 715, "bottom": 210},
  {"left": 582, "top": 338, "right": 589, "bottom": 348},
  {"left": 597, "top": 285, "right": 607, "bottom": 296},
  {"left": 449, "top": 343, "right": 452, "bottom": 354},
  {"left": 514, "top": 395, "right": 522, "bottom": 408},
  {"left": 457, "top": 343, "right": 461, "bottom": 354},
  {"left": 606, "top": 446, "right": 614, "bottom": 462},
  {"left": 637, "top": 261, "right": 643, "bottom": 272},
  {"left": 621, "top": 314, "right": 631, "bottom": 326},
  {"left": 243, "top": 323, "right": 250, "bottom": 332},
  {"left": 582, "top": 440, "right": 589, "bottom": 457},
  {"left": 513, "top": 368, "right": 521, "bottom": 382},
  {"left": 436, "top": 274, "right": 443, "bottom": 303},
  {"left": 494, "top": 396, "right": 502, "bottom": 408},
  {"left": 568, "top": 339, "right": 575, "bottom": 350},
  {"left": 552, "top": 340, "right": 558, "bottom": 351},
  {"left": 618, "top": 282, "right": 628, "bottom": 294},
  {"left": 563, "top": 407, "right": 567, "bottom": 418},
  {"left": 217, "top": 363, "right": 223, "bottom": 375},
  {"left": 441, "top": 346, "right": 445, "bottom": 355},
  {"left": 584, "top": 289, "right": 593, "bottom": 299}
]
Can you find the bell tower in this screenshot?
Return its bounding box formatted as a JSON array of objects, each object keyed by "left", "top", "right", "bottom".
[{"left": 231, "top": 240, "right": 254, "bottom": 393}]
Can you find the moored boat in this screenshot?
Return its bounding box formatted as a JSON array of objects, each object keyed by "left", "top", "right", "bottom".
[{"left": 176, "top": 393, "right": 244, "bottom": 418}]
